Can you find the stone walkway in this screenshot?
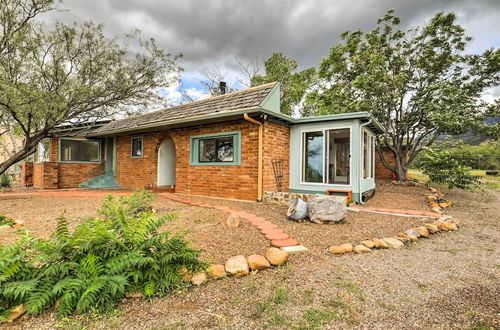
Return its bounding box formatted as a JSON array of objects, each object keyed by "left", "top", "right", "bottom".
[{"left": 159, "top": 193, "right": 301, "bottom": 248}]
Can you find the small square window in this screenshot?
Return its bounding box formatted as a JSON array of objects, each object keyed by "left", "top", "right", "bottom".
[{"left": 131, "top": 137, "right": 143, "bottom": 158}]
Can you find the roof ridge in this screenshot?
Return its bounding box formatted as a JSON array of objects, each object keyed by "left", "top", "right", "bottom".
[{"left": 106, "top": 81, "right": 277, "bottom": 125}]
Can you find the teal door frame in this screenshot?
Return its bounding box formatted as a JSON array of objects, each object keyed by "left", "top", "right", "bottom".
[{"left": 104, "top": 137, "right": 116, "bottom": 176}]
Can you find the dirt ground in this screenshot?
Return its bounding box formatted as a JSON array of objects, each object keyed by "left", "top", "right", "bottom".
[
  {"left": 1, "top": 184, "right": 499, "bottom": 329},
  {"left": 0, "top": 194, "right": 268, "bottom": 263}
]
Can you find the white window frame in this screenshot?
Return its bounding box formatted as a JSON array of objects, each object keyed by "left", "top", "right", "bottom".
[
  {"left": 299, "top": 126, "right": 353, "bottom": 186},
  {"left": 362, "top": 129, "right": 375, "bottom": 180},
  {"left": 34, "top": 139, "right": 50, "bottom": 163}
]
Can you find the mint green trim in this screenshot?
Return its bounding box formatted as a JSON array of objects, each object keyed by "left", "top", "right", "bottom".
[
  {"left": 131, "top": 136, "right": 144, "bottom": 158},
  {"left": 289, "top": 188, "right": 327, "bottom": 195},
  {"left": 352, "top": 193, "right": 361, "bottom": 203},
  {"left": 260, "top": 82, "right": 281, "bottom": 113},
  {"left": 58, "top": 138, "right": 101, "bottom": 163},
  {"left": 189, "top": 131, "right": 241, "bottom": 166}
]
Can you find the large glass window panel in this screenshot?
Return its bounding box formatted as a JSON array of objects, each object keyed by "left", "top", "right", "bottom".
[
  {"left": 198, "top": 136, "right": 234, "bottom": 162},
  {"left": 327, "top": 129, "right": 350, "bottom": 184},
  {"left": 303, "top": 131, "right": 324, "bottom": 183},
  {"left": 60, "top": 139, "right": 100, "bottom": 162},
  {"left": 34, "top": 139, "right": 50, "bottom": 162}
]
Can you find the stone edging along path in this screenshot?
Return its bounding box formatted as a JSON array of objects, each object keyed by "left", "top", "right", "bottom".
[{"left": 159, "top": 192, "right": 301, "bottom": 248}]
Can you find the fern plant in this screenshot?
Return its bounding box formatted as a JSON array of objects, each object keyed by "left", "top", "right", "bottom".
[{"left": 0, "top": 191, "right": 206, "bottom": 320}]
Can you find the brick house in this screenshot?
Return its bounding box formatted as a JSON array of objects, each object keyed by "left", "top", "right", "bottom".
[{"left": 21, "top": 82, "right": 385, "bottom": 203}]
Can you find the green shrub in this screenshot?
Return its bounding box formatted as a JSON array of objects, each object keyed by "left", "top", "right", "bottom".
[
  {"left": 0, "top": 173, "right": 12, "bottom": 188},
  {"left": 0, "top": 191, "right": 205, "bottom": 320},
  {"left": 419, "top": 148, "right": 480, "bottom": 190},
  {"left": 0, "top": 215, "right": 14, "bottom": 226}
]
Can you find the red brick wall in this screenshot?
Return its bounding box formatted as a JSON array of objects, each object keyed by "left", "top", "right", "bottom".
[
  {"left": 33, "top": 163, "right": 43, "bottom": 188},
  {"left": 263, "top": 121, "right": 290, "bottom": 192},
  {"left": 113, "top": 119, "right": 290, "bottom": 200},
  {"left": 21, "top": 162, "right": 33, "bottom": 186},
  {"left": 27, "top": 137, "right": 106, "bottom": 188},
  {"left": 32, "top": 162, "right": 58, "bottom": 189}
]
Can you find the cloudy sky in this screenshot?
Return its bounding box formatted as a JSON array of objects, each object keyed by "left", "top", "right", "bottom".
[{"left": 45, "top": 0, "right": 500, "bottom": 104}]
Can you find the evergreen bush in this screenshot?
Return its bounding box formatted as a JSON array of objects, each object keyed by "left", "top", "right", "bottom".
[{"left": 0, "top": 191, "right": 205, "bottom": 320}]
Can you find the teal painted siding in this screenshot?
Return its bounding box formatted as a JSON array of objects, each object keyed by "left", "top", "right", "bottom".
[
  {"left": 289, "top": 119, "right": 378, "bottom": 203},
  {"left": 189, "top": 131, "right": 242, "bottom": 166},
  {"left": 259, "top": 82, "right": 281, "bottom": 113}
]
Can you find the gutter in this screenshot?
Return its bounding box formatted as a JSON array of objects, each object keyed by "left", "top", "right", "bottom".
[
  {"left": 358, "top": 119, "right": 372, "bottom": 205},
  {"left": 243, "top": 113, "right": 264, "bottom": 202}
]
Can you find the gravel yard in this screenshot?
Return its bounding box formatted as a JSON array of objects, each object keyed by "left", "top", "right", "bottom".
[
  {"left": 1, "top": 184, "right": 499, "bottom": 329},
  {"left": 0, "top": 194, "right": 268, "bottom": 263}
]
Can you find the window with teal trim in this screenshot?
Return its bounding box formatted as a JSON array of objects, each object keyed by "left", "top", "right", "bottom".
[{"left": 190, "top": 132, "right": 241, "bottom": 165}]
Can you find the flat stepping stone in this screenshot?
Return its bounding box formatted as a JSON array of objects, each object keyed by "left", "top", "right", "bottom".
[
  {"left": 260, "top": 228, "right": 284, "bottom": 235},
  {"left": 280, "top": 245, "right": 309, "bottom": 254},
  {"left": 271, "top": 238, "right": 299, "bottom": 247},
  {"left": 265, "top": 232, "right": 289, "bottom": 240},
  {"left": 256, "top": 223, "right": 279, "bottom": 230}
]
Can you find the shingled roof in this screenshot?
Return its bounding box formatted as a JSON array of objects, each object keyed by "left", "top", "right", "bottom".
[{"left": 92, "top": 82, "right": 277, "bottom": 135}]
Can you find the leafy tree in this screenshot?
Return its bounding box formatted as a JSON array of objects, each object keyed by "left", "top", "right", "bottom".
[
  {"left": 252, "top": 53, "right": 316, "bottom": 116},
  {"left": 0, "top": 0, "right": 181, "bottom": 175},
  {"left": 306, "top": 9, "right": 499, "bottom": 180}
]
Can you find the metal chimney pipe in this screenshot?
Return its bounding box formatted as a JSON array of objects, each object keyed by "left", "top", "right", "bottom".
[{"left": 219, "top": 81, "right": 227, "bottom": 95}]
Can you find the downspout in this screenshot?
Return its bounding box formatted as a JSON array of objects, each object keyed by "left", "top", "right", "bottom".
[
  {"left": 243, "top": 113, "right": 263, "bottom": 201},
  {"left": 358, "top": 119, "right": 372, "bottom": 205}
]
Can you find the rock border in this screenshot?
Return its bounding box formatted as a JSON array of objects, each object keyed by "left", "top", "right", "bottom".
[{"left": 328, "top": 216, "right": 459, "bottom": 255}]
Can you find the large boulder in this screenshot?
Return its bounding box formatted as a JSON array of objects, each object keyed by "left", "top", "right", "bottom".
[
  {"left": 307, "top": 194, "right": 347, "bottom": 223},
  {"left": 225, "top": 255, "right": 249, "bottom": 276}
]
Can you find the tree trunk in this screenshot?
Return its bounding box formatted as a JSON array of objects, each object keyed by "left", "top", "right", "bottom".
[
  {"left": 0, "top": 134, "right": 44, "bottom": 175},
  {"left": 394, "top": 161, "right": 408, "bottom": 181}
]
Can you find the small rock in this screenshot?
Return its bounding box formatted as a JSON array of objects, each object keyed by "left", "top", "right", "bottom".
[
  {"left": 360, "top": 240, "right": 375, "bottom": 249},
  {"left": 383, "top": 237, "right": 405, "bottom": 249},
  {"left": 0, "top": 225, "right": 10, "bottom": 232},
  {"left": 429, "top": 187, "right": 438, "bottom": 193},
  {"left": 265, "top": 247, "right": 288, "bottom": 266},
  {"left": 431, "top": 207, "right": 442, "bottom": 214},
  {"left": 225, "top": 255, "right": 249, "bottom": 276},
  {"left": 191, "top": 272, "right": 207, "bottom": 286},
  {"left": 225, "top": 213, "right": 241, "bottom": 228},
  {"left": 371, "top": 238, "right": 389, "bottom": 249},
  {"left": 396, "top": 236, "right": 410, "bottom": 244},
  {"left": 7, "top": 305, "right": 25, "bottom": 322},
  {"left": 353, "top": 244, "right": 371, "bottom": 253},
  {"left": 439, "top": 202, "right": 449, "bottom": 208},
  {"left": 11, "top": 223, "right": 24, "bottom": 229},
  {"left": 439, "top": 222, "right": 458, "bottom": 231},
  {"left": 13, "top": 219, "right": 24, "bottom": 225},
  {"left": 247, "top": 254, "right": 271, "bottom": 271},
  {"left": 206, "top": 264, "right": 227, "bottom": 279},
  {"left": 412, "top": 226, "right": 430, "bottom": 238},
  {"left": 328, "top": 243, "right": 353, "bottom": 254},
  {"left": 438, "top": 215, "right": 453, "bottom": 222},
  {"left": 397, "top": 232, "right": 417, "bottom": 242},
  {"left": 404, "top": 229, "right": 421, "bottom": 238},
  {"left": 424, "top": 223, "right": 439, "bottom": 233}
]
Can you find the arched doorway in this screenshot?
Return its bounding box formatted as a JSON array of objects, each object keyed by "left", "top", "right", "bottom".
[{"left": 157, "top": 137, "right": 176, "bottom": 187}]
